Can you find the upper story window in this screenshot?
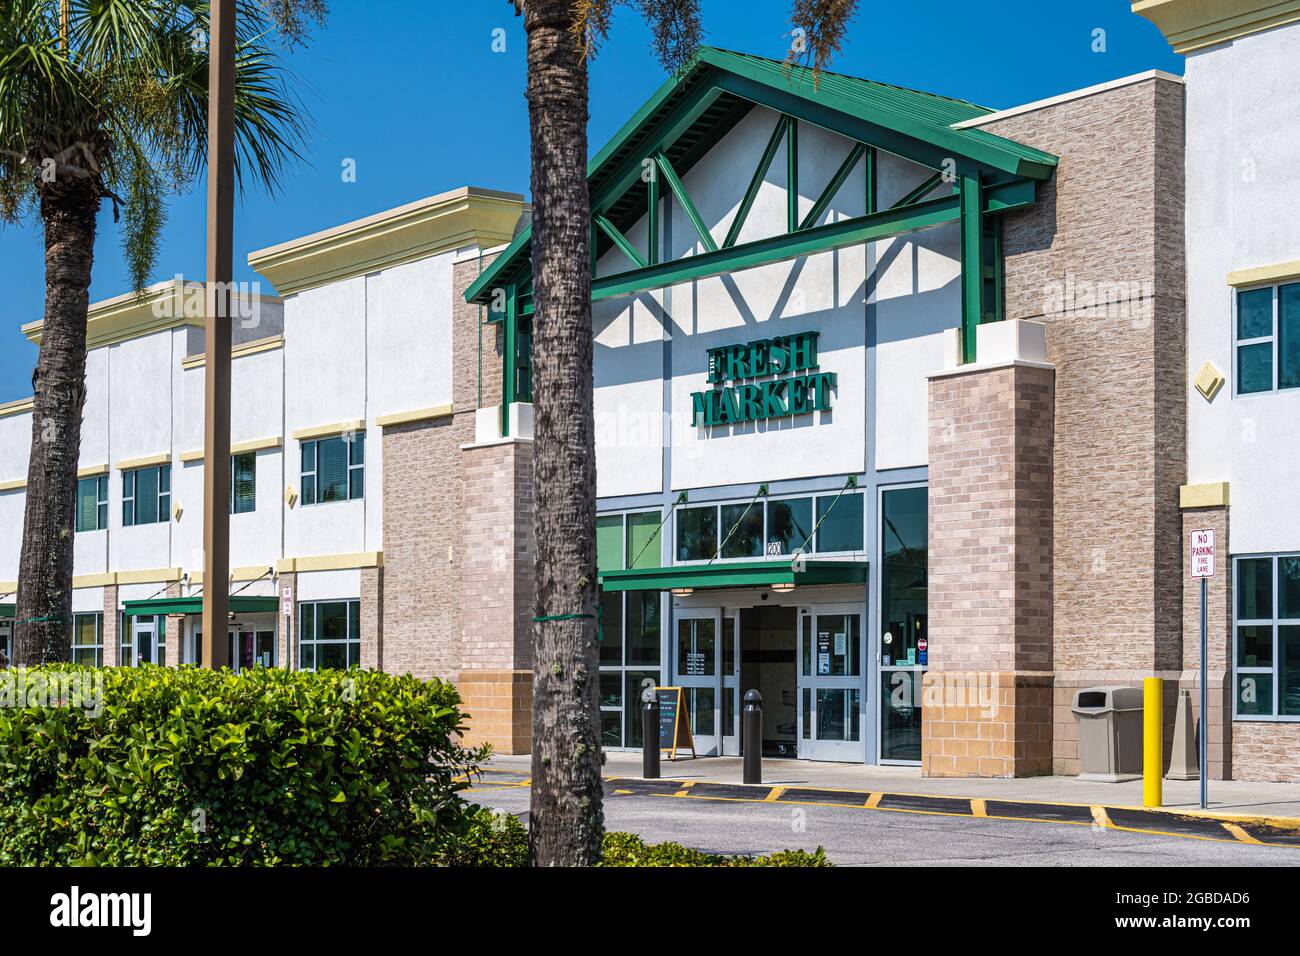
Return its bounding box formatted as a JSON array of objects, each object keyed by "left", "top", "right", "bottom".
[
  {"left": 675, "top": 491, "right": 865, "bottom": 562},
  {"left": 301, "top": 432, "right": 364, "bottom": 505},
  {"left": 1236, "top": 283, "right": 1300, "bottom": 395},
  {"left": 231, "top": 452, "right": 256, "bottom": 515},
  {"left": 123, "top": 464, "right": 170, "bottom": 527},
  {"left": 75, "top": 476, "right": 107, "bottom": 532},
  {"left": 1234, "top": 554, "right": 1300, "bottom": 720}
]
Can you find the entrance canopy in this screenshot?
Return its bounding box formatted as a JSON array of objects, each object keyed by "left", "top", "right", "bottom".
[
  {"left": 122, "top": 596, "right": 278, "bottom": 617},
  {"left": 598, "top": 559, "right": 867, "bottom": 592}
]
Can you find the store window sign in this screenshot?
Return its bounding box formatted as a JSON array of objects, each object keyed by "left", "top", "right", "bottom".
[
  {"left": 818, "top": 631, "right": 831, "bottom": 675},
  {"left": 691, "top": 330, "right": 837, "bottom": 427}
]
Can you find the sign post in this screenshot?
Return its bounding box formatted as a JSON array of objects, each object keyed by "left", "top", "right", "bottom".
[{"left": 1190, "top": 528, "right": 1216, "bottom": 810}]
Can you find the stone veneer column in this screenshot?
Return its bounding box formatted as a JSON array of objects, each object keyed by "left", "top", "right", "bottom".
[
  {"left": 163, "top": 583, "right": 182, "bottom": 666},
  {"left": 277, "top": 571, "right": 296, "bottom": 670},
  {"left": 360, "top": 567, "right": 383, "bottom": 671},
  {"left": 923, "top": 360, "right": 1056, "bottom": 777},
  {"left": 102, "top": 584, "right": 120, "bottom": 666},
  {"left": 457, "top": 437, "right": 535, "bottom": 754},
  {"left": 1181, "top": 507, "right": 1232, "bottom": 780}
]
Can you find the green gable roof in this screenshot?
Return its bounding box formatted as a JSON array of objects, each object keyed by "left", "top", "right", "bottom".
[{"left": 466, "top": 46, "right": 1057, "bottom": 305}]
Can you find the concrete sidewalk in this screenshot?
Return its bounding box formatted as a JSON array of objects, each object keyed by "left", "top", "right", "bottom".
[{"left": 486, "top": 752, "right": 1300, "bottom": 826}]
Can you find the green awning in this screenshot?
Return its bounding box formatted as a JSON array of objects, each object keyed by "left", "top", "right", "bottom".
[
  {"left": 0, "top": 603, "right": 13, "bottom": 620},
  {"left": 122, "top": 596, "right": 279, "bottom": 617},
  {"left": 598, "top": 559, "right": 867, "bottom": 593}
]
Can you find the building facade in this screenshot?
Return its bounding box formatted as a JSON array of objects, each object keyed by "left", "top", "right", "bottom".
[{"left": 3, "top": 21, "right": 1299, "bottom": 781}]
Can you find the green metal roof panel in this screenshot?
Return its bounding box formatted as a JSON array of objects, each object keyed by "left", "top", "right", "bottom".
[
  {"left": 0, "top": 603, "right": 13, "bottom": 620},
  {"left": 599, "top": 559, "right": 867, "bottom": 593},
  {"left": 466, "top": 46, "right": 1057, "bottom": 305},
  {"left": 122, "top": 596, "right": 279, "bottom": 617}
]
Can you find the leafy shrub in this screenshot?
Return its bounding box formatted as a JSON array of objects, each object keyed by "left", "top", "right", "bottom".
[
  {"left": 0, "top": 665, "right": 487, "bottom": 866},
  {"left": 432, "top": 807, "right": 529, "bottom": 867}
]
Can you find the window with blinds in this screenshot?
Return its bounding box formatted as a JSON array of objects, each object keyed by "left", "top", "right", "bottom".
[
  {"left": 122, "top": 464, "right": 171, "bottom": 527},
  {"left": 230, "top": 452, "right": 257, "bottom": 514},
  {"left": 301, "top": 432, "right": 364, "bottom": 506},
  {"left": 75, "top": 476, "right": 108, "bottom": 532}
]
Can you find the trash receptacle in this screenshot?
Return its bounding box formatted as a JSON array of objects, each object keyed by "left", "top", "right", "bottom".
[{"left": 1072, "top": 686, "right": 1144, "bottom": 782}]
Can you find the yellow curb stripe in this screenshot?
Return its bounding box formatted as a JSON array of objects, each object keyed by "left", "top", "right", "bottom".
[
  {"left": 864, "top": 792, "right": 883, "bottom": 809},
  {"left": 764, "top": 787, "right": 786, "bottom": 803},
  {"left": 971, "top": 798, "right": 988, "bottom": 818},
  {"left": 614, "top": 789, "right": 633, "bottom": 796},
  {"left": 1222, "top": 823, "right": 1263, "bottom": 845}
]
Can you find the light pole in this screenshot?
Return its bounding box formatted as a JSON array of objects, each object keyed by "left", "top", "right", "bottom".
[{"left": 200, "top": 0, "right": 234, "bottom": 669}]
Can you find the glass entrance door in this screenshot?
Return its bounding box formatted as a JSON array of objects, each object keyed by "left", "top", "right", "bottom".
[
  {"left": 674, "top": 608, "right": 739, "bottom": 757},
  {"left": 228, "top": 628, "right": 275, "bottom": 672},
  {"left": 129, "top": 616, "right": 163, "bottom": 666},
  {"left": 797, "top": 606, "right": 864, "bottom": 761}
]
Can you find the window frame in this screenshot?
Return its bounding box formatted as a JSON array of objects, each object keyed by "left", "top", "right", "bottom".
[
  {"left": 230, "top": 451, "right": 257, "bottom": 515},
  {"left": 300, "top": 432, "right": 365, "bottom": 507},
  {"left": 1234, "top": 282, "right": 1300, "bottom": 397},
  {"left": 75, "top": 475, "right": 108, "bottom": 533},
  {"left": 298, "top": 598, "right": 361, "bottom": 670},
  {"left": 1232, "top": 553, "right": 1300, "bottom": 722},
  {"left": 672, "top": 489, "right": 867, "bottom": 565},
  {"left": 122, "top": 463, "right": 171, "bottom": 527},
  {"left": 71, "top": 611, "right": 104, "bottom": 667}
]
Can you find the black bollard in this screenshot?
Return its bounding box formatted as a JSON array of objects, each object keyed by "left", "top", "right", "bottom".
[
  {"left": 642, "top": 689, "right": 660, "bottom": 779},
  {"left": 743, "top": 689, "right": 763, "bottom": 785}
]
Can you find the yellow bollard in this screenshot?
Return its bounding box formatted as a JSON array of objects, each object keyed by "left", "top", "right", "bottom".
[{"left": 1143, "top": 677, "right": 1163, "bottom": 808}]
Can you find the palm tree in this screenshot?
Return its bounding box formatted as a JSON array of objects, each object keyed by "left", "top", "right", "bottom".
[
  {"left": 511, "top": 0, "right": 859, "bottom": 866},
  {"left": 1, "top": 0, "right": 320, "bottom": 665}
]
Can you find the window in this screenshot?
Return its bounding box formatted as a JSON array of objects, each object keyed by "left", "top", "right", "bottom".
[
  {"left": 677, "top": 491, "right": 865, "bottom": 562},
  {"left": 299, "top": 600, "right": 361, "bottom": 670},
  {"left": 1236, "top": 283, "right": 1300, "bottom": 395},
  {"left": 71, "top": 613, "right": 103, "bottom": 667},
  {"left": 301, "top": 432, "right": 364, "bottom": 505},
  {"left": 76, "top": 475, "right": 108, "bottom": 532},
  {"left": 596, "top": 510, "right": 664, "bottom": 748},
  {"left": 1234, "top": 555, "right": 1300, "bottom": 719},
  {"left": 230, "top": 452, "right": 256, "bottom": 514},
  {"left": 123, "top": 463, "right": 171, "bottom": 526}
]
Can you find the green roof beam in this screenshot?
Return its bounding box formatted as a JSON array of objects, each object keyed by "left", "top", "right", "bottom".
[
  {"left": 786, "top": 117, "right": 799, "bottom": 233},
  {"left": 800, "top": 142, "right": 867, "bottom": 231},
  {"left": 960, "top": 173, "right": 984, "bottom": 365},
  {"left": 594, "top": 212, "right": 648, "bottom": 270},
  {"left": 890, "top": 170, "right": 946, "bottom": 210},
  {"left": 723, "top": 114, "right": 788, "bottom": 249},
  {"left": 598, "top": 559, "right": 868, "bottom": 593},
  {"left": 654, "top": 150, "right": 718, "bottom": 254}
]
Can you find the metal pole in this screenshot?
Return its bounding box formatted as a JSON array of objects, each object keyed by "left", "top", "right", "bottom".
[
  {"left": 743, "top": 690, "right": 763, "bottom": 785},
  {"left": 641, "top": 691, "right": 660, "bottom": 780},
  {"left": 1200, "top": 576, "right": 1208, "bottom": 810},
  {"left": 200, "top": 0, "right": 234, "bottom": 669},
  {"left": 1143, "top": 677, "right": 1162, "bottom": 808}
]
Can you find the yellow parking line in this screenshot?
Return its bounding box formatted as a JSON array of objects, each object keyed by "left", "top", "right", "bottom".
[
  {"left": 674, "top": 781, "right": 696, "bottom": 798},
  {"left": 971, "top": 798, "right": 988, "bottom": 818},
  {"left": 1222, "top": 823, "right": 1263, "bottom": 845},
  {"left": 1091, "top": 806, "right": 1112, "bottom": 829},
  {"left": 764, "top": 787, "right": 786, "bottom": 802},
  {"left": 864, "top": 792, "right": 883, "bottom": 809}
]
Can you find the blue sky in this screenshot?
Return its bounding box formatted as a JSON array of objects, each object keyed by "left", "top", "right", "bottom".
[{"left": 0, "top": 0, "right": 1181, "bottom": 403}]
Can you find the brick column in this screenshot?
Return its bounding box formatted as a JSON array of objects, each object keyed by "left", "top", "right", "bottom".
[
  {"left": 360, "top": 566, "right": 383, "bottom": 671},
  {"left": 1181, "top": 507, "right": 1232, "bottom": 780},
  {"left": 164, "top": 583, "right": 182, "bottom": 667},
  {"left": 102, "top": 585, "right": 120, "bottom": 667},
  {"left": 457, "top": 437, "right": 535, "bottom": 754},
  {"left": 278, "top": 572, "right": 296, "bottom": 670},
  {"left": 923, "top": 361, "right": 1056, "bottom": 777}
]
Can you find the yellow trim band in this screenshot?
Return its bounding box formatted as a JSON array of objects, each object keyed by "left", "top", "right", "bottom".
[
  {"left": 276, "top": 551, "right": 384, "bottom": 574},
  {"left": 1228, "top": 259, "right": 1300, "bottom": 288},
  {"left": 181, "top": 334, "right": 284, "bottom": 370},
  {"left": 0, "top": 397, "right": 34, "bottom": 419},
  {"left": 0, "top": 479, "right": 26, "bottom": 493},
  {"left": 1133, "top": 0, "right": 1300, "bottom": 54},
  {"left": 116, "top": 453, "right": 171, "bottom": 471},
  {"left": 292, "top": 420, "right": 365, "bottom": 442},
  {"left": 375, "top": 404, "right": 454, "bottom": 428},
  {"left": 1180, "top": 481, "right": 1230, "bottom": 509},
  {"left": 180, "top": 436, "right": 282, "bottom": 463},
  {"left": 77, "top": 464, "right": 109, "bottom": 478}
]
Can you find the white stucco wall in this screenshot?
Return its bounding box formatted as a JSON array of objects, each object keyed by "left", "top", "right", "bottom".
[
  {"left": 590, "top": 104, "right": 961, "bottom": 496},
  {"left": 1185, "top": 26, "right": 1300, "bottom": 554}
]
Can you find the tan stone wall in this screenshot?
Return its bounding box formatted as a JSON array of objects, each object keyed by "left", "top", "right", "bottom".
[
  {"left": 163, "top": 583, "right": 182, "bottom": 667},
  {"left": 277, "top": 572, "right": 296, "bottom": 669},
  {"left": 102, "top": 585, "right": 119, "bottom": 667},
  {"left": 360, "top": 567, "right": 383, "bottom": 671},
  {"left": 978, "top": 76, "right": 1189, "bottom": 772},
  {"left": 457, "top": 669, "right": 533, "bottom": 754},
  {"left": 924, "top": 362, "right": 1055, "bottom": 776},
  {"left": 1181, "top": 506, "right": 1233, "bottom": 779}
]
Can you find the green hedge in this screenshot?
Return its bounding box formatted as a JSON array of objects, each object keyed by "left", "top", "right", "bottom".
[
  {"left": 447, "top": 809, "right": 831, "bottom": 867},
  {"left": 0, "top": 665, "right": 487, "bottom": 866}
]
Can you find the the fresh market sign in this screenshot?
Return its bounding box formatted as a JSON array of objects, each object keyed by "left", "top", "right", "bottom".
[{"left": 691, "top": 330, "right": 836, "bottom": 427}]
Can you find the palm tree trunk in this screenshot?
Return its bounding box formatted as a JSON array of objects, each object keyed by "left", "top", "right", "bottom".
[
  {"left": 13, "top": 184, "right": 99, "bottom": 665},
  {"left": 522, "top": 0, "right": 603, "bottom": 866}
]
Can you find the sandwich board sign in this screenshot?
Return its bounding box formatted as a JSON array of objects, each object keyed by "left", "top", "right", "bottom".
[
  {"left": 1190, "top": 529, "right": 1216, "bottom": 578},
  {"left": 655, "top": 686, "right": 697, "bottom": 761}
]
